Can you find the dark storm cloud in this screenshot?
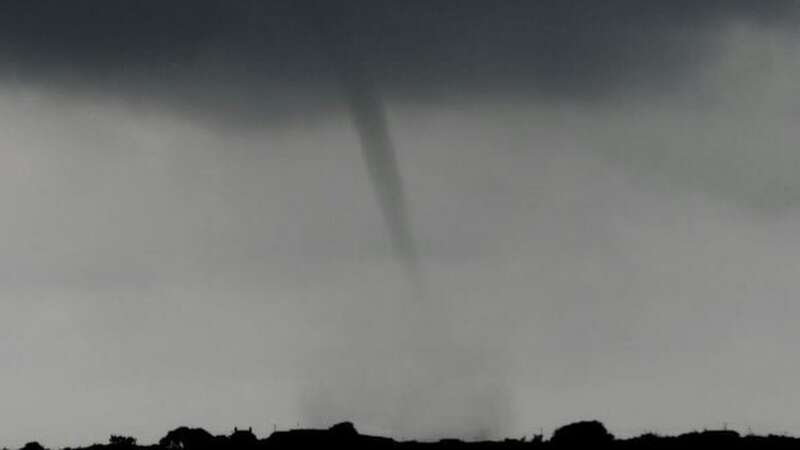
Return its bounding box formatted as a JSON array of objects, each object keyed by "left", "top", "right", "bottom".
[
  {"left": 1, "top": 0, "right": 797, "bottom": 121},
  {"left": 3, "top": 1, "right": 796, "bottom": 251}
]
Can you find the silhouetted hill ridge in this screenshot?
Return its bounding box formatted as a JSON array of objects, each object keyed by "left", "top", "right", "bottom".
[{"left": 19, "top": 421, "right": 800, "bottom": 450}]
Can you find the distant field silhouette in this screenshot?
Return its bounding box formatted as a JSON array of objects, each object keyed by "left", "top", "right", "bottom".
[{"left": 13, "top": 420, "right": 800, "bottom": 450}]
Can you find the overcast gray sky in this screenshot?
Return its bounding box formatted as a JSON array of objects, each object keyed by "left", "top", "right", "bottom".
[{"left": 2, "top": 1, "right": 800, "bottom": 447}]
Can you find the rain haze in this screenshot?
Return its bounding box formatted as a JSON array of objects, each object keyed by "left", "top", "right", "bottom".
[{"left": 2, "top": 1, "right": 800, "bottom": 447}]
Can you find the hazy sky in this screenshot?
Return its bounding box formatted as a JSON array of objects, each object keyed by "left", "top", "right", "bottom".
[{"left": 2, "top": 1, "right": 800, "bottom": 447}]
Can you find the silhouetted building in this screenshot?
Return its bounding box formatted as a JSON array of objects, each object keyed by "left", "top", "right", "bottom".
[{"left": 229, "top": 428, "right": 256, "bottom": 447}]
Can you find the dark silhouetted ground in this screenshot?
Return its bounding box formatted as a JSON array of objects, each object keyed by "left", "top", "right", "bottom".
[{"left": 16, "top": 420, "right": 800, "bottom": 450}]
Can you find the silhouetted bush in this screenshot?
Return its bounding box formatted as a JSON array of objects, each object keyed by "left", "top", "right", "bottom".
[
  {"left": 551, "top": 421, "right": 614, "bottom": 447},
  {"left": 21, "top": 442, "right": 46, "bottom": 450},
  {"left": 329, "top": 422, "right": 358, "bottom": 437},
  {"left": 109, "top": 436, "right": 137, "bottom": 447},
  {"left": 158, "top": 427, "right": 215, "bottom": 450}
]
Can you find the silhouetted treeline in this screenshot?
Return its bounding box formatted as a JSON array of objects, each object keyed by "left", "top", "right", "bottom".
[{"left": 16, "top": 420, "right": 800, "bottom": 450}]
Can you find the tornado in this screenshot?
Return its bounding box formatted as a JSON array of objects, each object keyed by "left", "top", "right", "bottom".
[
  {"left": 341, "top": 63, "right": 420, "bottom": 283},
  {"left": 308, "top": 3, "right": 422, "bottom": 292}
]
